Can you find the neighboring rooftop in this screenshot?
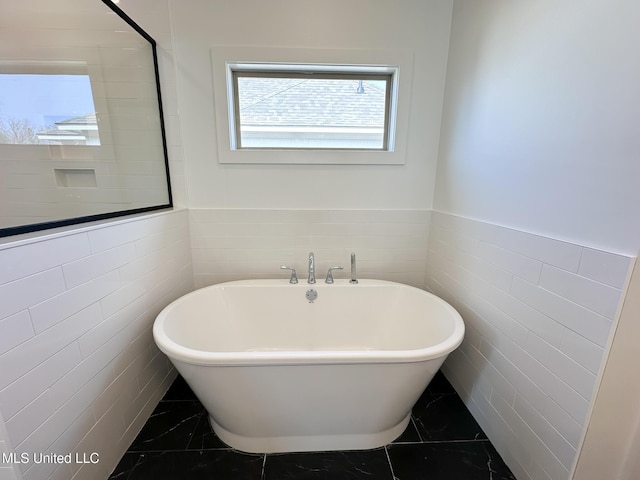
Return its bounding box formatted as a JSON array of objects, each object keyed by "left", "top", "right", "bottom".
[{"left": 238, "top": 78, "right": 386, "bottom": 128}]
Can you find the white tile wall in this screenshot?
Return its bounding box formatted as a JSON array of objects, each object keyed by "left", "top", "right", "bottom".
[
  {"left": 0, "top": 206, "right": 632, "bottom": 480},
  {"left": 425, "top": 212, "right": 633, "bottom": 480},
  {"left": 189, "top": 209, "right": 431, "bottom": 288},
  {"left": 0, "top": 209, "right": 193, "bottom": 480}
]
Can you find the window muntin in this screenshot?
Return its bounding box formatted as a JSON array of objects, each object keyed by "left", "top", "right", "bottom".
[{"left": 230, "top": 69, "right": 394, "bottom": 151}]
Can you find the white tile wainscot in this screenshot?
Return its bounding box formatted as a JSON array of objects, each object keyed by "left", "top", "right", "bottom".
[
  {"left": 425, "top": 211, "right": 633, "bottom": 480},
  {"left": 190, "top": 209, "right": 431, "bottom": 288},
  {"left": 0, "top": 209, "right": 194, "bottom": 480}
]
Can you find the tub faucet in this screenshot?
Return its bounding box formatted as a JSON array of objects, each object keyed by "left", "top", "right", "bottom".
[{"left": 308, "top": 252, "right": 316, "bottom": 284}]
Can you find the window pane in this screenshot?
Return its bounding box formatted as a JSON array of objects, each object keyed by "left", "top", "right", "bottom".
[
  {"left": 235, "top": 75, "right": 388, "bottom": 149},
  {"left": 0, "top": 74, "right": 99, "bottom": 145}
]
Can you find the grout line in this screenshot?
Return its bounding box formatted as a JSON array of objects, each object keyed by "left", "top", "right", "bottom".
[
  {"left": 410, "top": 415, "right": 423, "bottom": 442},
  {"left": 261, "top": 453, "right": 267, "bottom": 480},
  {"left": 384, "top": 445, "right": 397, "bottom": 480}
]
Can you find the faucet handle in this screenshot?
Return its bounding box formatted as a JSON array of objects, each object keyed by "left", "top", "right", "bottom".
[
  {"left": 280, "top": 265, "right": 298, "bottom": 284},
  {"left": 325, "top": 266, "right": 343, "bottom": 284}
]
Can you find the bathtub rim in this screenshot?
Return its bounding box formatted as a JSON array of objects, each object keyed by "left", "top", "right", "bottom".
[{"left": 153, "top": 278, "right": 465, "bottom": 367}]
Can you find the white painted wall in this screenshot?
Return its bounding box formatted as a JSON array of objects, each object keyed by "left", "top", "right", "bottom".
[
  {"left": 435, "top": 0, "right": 640, "bottom": 256},
  {"left": 170, "top": 0, "right": 453, "bottom": 210}
]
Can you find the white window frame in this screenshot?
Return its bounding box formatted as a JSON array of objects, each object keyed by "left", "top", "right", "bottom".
[{"left": 210, "top": 46, "right": 414, "bottom": 165}]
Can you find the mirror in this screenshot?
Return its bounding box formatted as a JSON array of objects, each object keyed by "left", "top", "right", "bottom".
[{"left": 0, "top": 0, "right": 172, "bottom": 237}]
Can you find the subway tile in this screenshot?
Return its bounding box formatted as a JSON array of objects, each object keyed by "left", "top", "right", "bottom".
[
  {"left": 0, "top": 311, "right": 34, "bottom": 356},
  {"left": 491, "top": 228, "right": 583, "bottom": 273},
  {"left": 478, "top": 343, "right": 584, "bottom": 445},
  {"left": 559, "top": 329, "right": 604, "bottom": 375},
  {"left": 489, "top": 391, "right": 569, "bottom": 480},
  {"left": 487, "top": 332, "right": 591, "bottom": 424},
  {"left": 432, "top": 212, "right": 573, "bottom": 276},
  {"left": 0, "top": 343, "right": 81, "bottom": 420},
  {"left": 0, "top": 302, "right": 103, "bottom": 389},
  {"left": 462, "top": 254, "right": 514, "bottom": 292},
  {"left": 119, "top": 251, "right": 166, "bottom": 284},
  {"left": 99, "top": 280, "right": 148, "bottom": 321},
  {"left": 0, "top": 466, "right": 19, "bottom": 480},
  {"left": 29, "top": 270, "right": 120, "bottom": 334},
  {"left": 189, "top": 211, "right": 430, "bottom": 287},
  {"left": 476, "top": 241, "right": 543, "bottom": 284},
  {"left": 466, "top": 392, "right": 533, "bottom": 480},
  {"left": 87, "top": 221, "right": 149, "bottom": 253},
  {"left": 510, "top": 277, "right": 612, "bottom": 347},
  {"left": 0, "top": 233, "right": 90, "bottom": 285},
  {"left": 136, "top": 226, "right": 187, "bottom": 255},
  {"left": 62, "top": 243, "right": 137, "bottom": 289},
  {"left": 523, "top": 333, "right": 597, "bottom": 400},
  {"left": 427, "top": 213, "right": 627, "bottom": 480},
  {"left": 80, "top": 297, "right": 147, "bottom": 358},
  {"left": 475, "top": 280, "right": 564, "bottom": 347},
  {"left": 6, "top": 390, "right": 55, "bottom": 447},
  {"left": 0, "top": 210, "right": 192, "bottom": 480},
  {"left": 93, "top": 353, "right": 145, "bottom": 423},
  {"left": 539, "top": 264, "right": 622, "bottom": 320},
  {"left": 20, "top": 409, "right": 95, "bottom": 480},
  {"left": 18, "top": 372, "right": 112, "bottom": 463},
  {"left": 512, "top": 395, "right": 577, "bottom": 470},
  {"left": 477, "top": 360, "right": 517, "bottom": 407},
  {"left": 49, "top": 329, "right": 130, "bottom": 411},
  {"left": 578, "top": 248, "right": 633, "bottom": 289},
  {"left": 0, "top": 268, "right": 66, "bottom": 321}
]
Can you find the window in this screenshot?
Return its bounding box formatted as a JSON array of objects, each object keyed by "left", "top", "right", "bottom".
[
  {"left": 211, "top": 46, "right": 413, "bottom": 165},
  {"left": 231, "top": 69, "right": 393, "bottom": 151},
  {"left": 0, "top": 72, "right": 100, "bottom": 146}
]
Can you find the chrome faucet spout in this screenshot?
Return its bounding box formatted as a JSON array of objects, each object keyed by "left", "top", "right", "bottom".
[{"left": 308, "top": 252, "right": 316, "bottom": 284}]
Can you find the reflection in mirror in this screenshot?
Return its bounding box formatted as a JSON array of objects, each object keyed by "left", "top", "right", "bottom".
[{"left": 0, "top": 0, "right": 172, "bottom": 237}]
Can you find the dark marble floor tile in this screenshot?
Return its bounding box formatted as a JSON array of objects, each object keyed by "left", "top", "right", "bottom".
[
  {"left": 392, "top": 418, "right": 421, "bottom": 443},
  {"left": 161, "top": 375, "right": 199, "bottom": 401},
  {"left": 186, "top": 413, "right": 229, "bottom": 450},
  {"left": 108, "top": 452, "right": 139, "bottom": 479},
  {"left": 125, "top": 451, "right": 264, "bottom": 480},
  {"left": 412, "top": 392, "right": 487, "bottom": 441},
  {"left": 423, "top": 370, "right": 456, "bottom": 395},
  {"left": 387, "top": 442, "right": 516, "bottom": 480},
  {"left": 263, "top": 449, "right": 394, "bottom": 480},
  {"left": 129, "top": 401, "right": 204, "bottom": 451}
]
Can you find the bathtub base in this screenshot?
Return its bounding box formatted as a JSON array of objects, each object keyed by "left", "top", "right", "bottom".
[{"left": 209, "top": 413, "right": 411, "bottom": 454}]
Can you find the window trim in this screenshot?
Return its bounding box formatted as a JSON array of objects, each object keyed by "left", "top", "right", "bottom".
[{"left": 210, "top": 46, "right": 414, "bottom": 165}]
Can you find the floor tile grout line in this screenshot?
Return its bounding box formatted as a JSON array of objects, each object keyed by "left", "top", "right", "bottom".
[
  {"left": 384, "top": 446, "right": 397, "bottom": 480},
  {"left": 260, "top": 453, "right": 267, "bottom": 480},
  {"left": 126, "top": 447, "right": 235, "bottom": 453},
  {"left": 410, "top": 415, "right": 424, "bottom": 442}
]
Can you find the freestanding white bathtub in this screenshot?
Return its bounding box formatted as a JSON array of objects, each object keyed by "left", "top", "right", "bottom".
[{"left": 153, "top": 279, "right": 464, "bottom": 453}]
